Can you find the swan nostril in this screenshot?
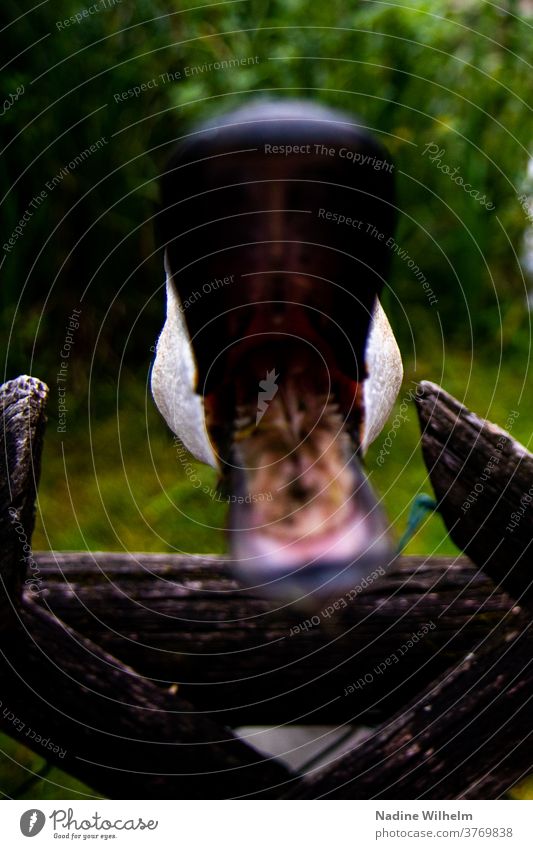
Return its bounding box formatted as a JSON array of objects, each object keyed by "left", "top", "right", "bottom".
[{"left": 289, "top": 481, "right": 308, "bottom": 502}]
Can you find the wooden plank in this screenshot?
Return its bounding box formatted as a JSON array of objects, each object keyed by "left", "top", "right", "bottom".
[{"left": 30, "top": 552, "right": 520, "bottom": 726}]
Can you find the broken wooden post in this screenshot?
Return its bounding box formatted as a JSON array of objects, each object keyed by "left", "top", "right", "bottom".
[
  {"left": 0, "top": 376, "right": 48, "bottom": 631},
  {"left": 415, "top": 381, "right": 533, "bottom": 605}
]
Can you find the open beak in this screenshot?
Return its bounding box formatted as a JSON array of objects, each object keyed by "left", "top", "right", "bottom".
[{"left": 228, "top": 448, "right": 395, "bottom": 602}]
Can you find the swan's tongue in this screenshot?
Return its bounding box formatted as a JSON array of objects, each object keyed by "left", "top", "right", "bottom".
[{"left": 225, "top": 363, "right": 395, "bottom": 601}]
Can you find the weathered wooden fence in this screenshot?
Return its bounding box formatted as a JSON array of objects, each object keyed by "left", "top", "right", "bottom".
[{"left": 0, "top": 375, "right": 531, "bottom": 799}]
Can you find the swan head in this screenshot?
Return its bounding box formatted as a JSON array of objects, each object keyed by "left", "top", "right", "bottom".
[{"left": 152, "top": 99, "right": 402, "bottom": 602}]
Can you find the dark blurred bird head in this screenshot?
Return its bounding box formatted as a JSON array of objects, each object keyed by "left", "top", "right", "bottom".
[{"left": 152, "top": 99, "right": 402, "bottom": 603}]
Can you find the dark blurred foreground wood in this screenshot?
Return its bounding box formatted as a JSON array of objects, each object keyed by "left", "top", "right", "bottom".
[{"left": 0, "top": 375, "right": 531, "bottom": 799}]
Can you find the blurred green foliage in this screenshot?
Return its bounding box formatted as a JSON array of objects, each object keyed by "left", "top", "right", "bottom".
[
  {"left": 1, "top": 0, "right": 533, "bottom": 384},
  {"left": 1, "top": 0, "right": 532, "bottom": 801}
]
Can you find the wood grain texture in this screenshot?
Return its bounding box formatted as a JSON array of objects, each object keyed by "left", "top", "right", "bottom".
[
  {"left": 292, "top": 619, "right": 532, "bottom": 799},
  {"left": 0, "top": 376, "right": 48, "bottom": 629},
  {"left": 415, "top": 380, "right": 533, "bottom": 604},
  {"left": 29, "top": 551, "right": 520, "bottom": 726}
]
